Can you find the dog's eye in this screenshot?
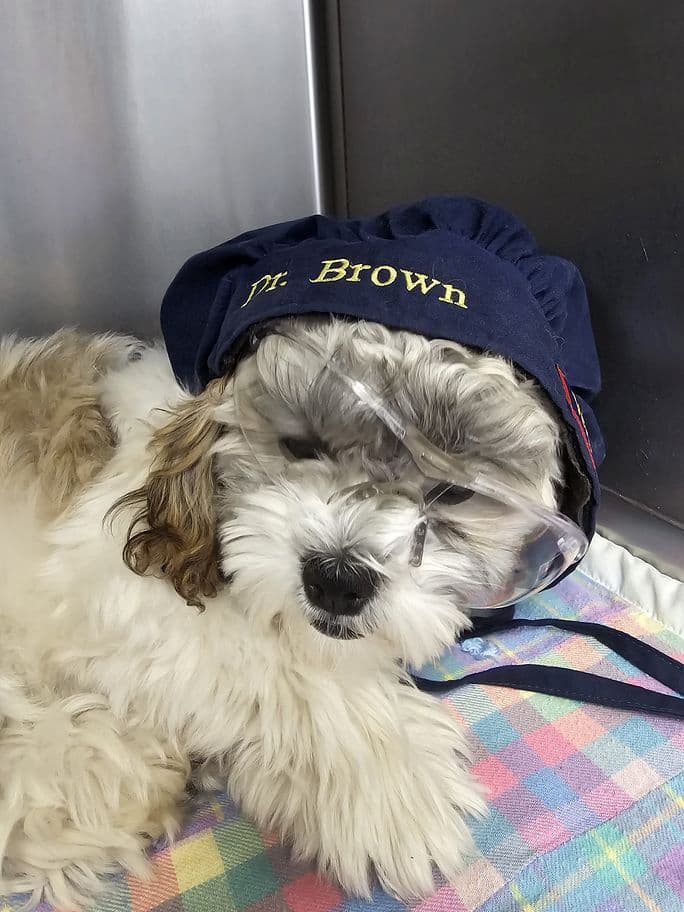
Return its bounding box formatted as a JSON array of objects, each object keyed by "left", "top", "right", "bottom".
[
  {"left": 280, "top": 436, "right": 328, "bottom": 460},
  {"left": 425, "top": 482, "right": 474, "bottom": 505}
]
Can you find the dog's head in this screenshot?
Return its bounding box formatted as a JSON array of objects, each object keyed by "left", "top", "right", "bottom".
[{"left": 121, "top": 318, "right": 562, "bottom": 667}]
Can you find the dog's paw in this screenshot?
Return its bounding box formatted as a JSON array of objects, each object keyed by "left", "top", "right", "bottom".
[
  {"left": 313, "top": 688, "right": 486, "bottom": 899},
  {"left": 0, "top": 692, "right": 190, "bottom": 910},
  {"left": 228, "top": 683, "right": 485, "bottom": 901}
]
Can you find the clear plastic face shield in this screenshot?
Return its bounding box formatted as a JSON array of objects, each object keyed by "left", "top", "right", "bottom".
[{"left": 232, "top": 336, "right": 588, "bottom": 613}]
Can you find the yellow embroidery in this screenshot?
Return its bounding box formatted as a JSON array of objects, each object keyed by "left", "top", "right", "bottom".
[
  {"left": 438, "top": 282, "right": 467, "bottom": 308},
  {"left": 309, "top": 258, "right": 467, "bottom": 308},
  {"left": 347, "top": 263, "right": 372, "bottom": 282},
  {"left": 240, "top": 259, "right": 468, "bottom": 309},
  {"left": 400, "top": 269, "right": 440, "bottom": 295},
  {"left": 240, "top": 271, "right": 288, "bottom": 308},
  {"left": 308, "top": 258, "right": 350, "bottom": 283},
  {"left": 370, "top": 265, "right": 397, "bottom": 286}
]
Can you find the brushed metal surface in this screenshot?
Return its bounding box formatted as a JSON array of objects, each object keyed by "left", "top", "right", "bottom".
[
  {"left": 0, "top": 0, "right": 321, "bottom": 338},
  {"left": 599, "top": 488, "right": 684, "bottom": 583}
]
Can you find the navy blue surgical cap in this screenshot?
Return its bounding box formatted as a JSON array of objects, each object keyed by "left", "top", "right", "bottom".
[{"left": 161, "top": 195, "right": 604, "bottom": 542}]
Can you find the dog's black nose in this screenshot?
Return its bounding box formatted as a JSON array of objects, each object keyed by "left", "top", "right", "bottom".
[{"left": 302, "top": 555, "right": 379, "bottom": 616}]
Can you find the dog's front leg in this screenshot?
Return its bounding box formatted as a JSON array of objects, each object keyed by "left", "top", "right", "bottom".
[{"left": 224, "top": 677, "right": 486, "bottom": 899}]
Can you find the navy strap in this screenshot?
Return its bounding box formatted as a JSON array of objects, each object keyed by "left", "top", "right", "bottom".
[{"left": 413, "top": 618, "right": 684, "bottom": 719}]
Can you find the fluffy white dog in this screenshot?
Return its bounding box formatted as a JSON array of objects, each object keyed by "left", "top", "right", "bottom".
[{"left": 0, "top": 317, "right": 563, "bottom": 908}]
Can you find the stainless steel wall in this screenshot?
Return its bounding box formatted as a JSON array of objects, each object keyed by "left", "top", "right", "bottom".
[{"left": 0, "top": 0, "right": 322, "bottom": 338}]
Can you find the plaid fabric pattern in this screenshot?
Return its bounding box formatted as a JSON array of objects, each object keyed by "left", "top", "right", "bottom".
[{"left": 5, "top": 569, "right": 684, "bottom": 912}]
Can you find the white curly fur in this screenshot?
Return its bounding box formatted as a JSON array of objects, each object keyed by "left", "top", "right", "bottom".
[{"left": 0, "top": 319, "right": 562, "bottom": 907}]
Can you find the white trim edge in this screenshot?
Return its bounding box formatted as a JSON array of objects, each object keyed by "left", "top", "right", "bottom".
[{"left": 579, "top": 533, "right": 684, "bottom": 635}]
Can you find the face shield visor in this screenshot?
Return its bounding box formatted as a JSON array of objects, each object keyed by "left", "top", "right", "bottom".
[{"left": 232, "top": 336, "right": 587, "bottom": 613}]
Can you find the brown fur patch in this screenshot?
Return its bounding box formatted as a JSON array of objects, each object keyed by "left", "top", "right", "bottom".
[
  {"left": 0, "top": 330, "right": 124, "bottom": 518},
  {"left": 110, "top": 378, "right": 228, "bottom": 610}
]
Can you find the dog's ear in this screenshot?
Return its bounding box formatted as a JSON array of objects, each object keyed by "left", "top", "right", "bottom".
[{"left": 111, "top": 379, "right": 228, "bottom": 610}]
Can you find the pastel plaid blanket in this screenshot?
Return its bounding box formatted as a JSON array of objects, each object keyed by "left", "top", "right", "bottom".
[{"left": 6, "top": 568, "right": 684, "bottom": 912}]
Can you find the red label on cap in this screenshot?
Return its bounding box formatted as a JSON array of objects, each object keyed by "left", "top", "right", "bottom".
[{"left": 556, "top": 365, "right": 596, "bottom": 470}]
